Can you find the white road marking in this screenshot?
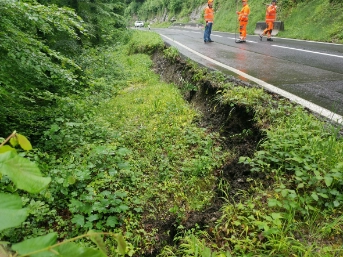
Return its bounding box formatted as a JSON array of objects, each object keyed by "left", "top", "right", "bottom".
[
  {"left": 160, "top": 34, "right": 343, "bottom": 124},
  {"left": 275, "top": 37, "right": 343, "bottom": 46},
  {"left": 272, "top": 45, "right": 343, "bottom": 59},
  {"left": 212, "top": 35, "right": 223, "bottom": 37},
  {"left": 170, "top": 28, "right": 343, "bottom": 46}
]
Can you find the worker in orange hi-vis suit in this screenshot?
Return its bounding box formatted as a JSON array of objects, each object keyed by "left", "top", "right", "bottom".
[
  {"left": 236, "top": 0, "right": 250, "bottom": 43},
  {"left": 204, "top": 0, "right": 214, "bottom": 43},
  {"left": 260, "top": 0, "right": 277, "bottom": 41}
]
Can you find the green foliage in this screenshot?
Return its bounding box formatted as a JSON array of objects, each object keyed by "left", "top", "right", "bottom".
[
  {"left": 0, "top": 132, "right": 51, "bottom": 194},
  {"left": 38, "top": 0, "right": 128, "bottom": 46},
  {"left": 0, "top": 133, "right": 127, "bottom": 257},
  {"left": 212, "top": 190, "right": 343, "bottom": 256},
  {"left": 127, "top": 30, "right": 165, "bottom": 55},
  {"left": 0, "top": 194, "right": 29, "bottom": 231},
  {"left": 219, "top": 84, "right": 270, "bottom": 110},
  {"left": 10, "top": 231, "right": 126, "bottom": 257},
  {"left": 0, "top": 151, "right": 51, "bottom": 193},
  {"left": 2, "top": 7, "right": 343, "bottom": 254},
  {"left": 163, "top": 46, "right": 180, "bottom": 63},
  {"left": 0, "top": 30, "right": 229, "bottom": 255},
  {"left": 131, "top": 0, "right": 204, "bottom": 22},
  {"left": 240, "top": 107, "right": 343, "bottom": 212},
  {"left": 0, "top": 0, "right": 86, "bottom": 137}
]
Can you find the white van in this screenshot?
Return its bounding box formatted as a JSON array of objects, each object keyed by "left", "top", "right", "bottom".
[{"left": 134, "top": 21, "right": 144, "bottom": 27}]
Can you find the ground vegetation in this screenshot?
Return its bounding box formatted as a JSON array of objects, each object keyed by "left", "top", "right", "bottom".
[{"left": 1, "top": 26, "right": 343, "bottom": 257}]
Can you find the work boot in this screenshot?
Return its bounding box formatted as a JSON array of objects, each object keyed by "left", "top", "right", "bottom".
[
  {"left": 259, "top": 34, "right": 263, "bottom": 41},
  {"left": 267, "top": 38, "right": 273, "bottom": 41}
]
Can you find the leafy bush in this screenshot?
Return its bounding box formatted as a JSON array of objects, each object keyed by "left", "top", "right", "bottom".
[
  {"left": 240, "top": 106, "right": 343, "bottom": 212},
  {"left": 0, "top": 132, "right": 126, "bottom": 256}
]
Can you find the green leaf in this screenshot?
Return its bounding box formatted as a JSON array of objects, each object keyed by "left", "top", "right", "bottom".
[
  {"left": 324, "top": 175, "right": 333, "bottom": 187},
  {"left": 318, "top": 193, "right": 328, "bottom": 198},
  {"left": 117, "top": 162, "right": 130, "bottom": 170},
  {"left": 106, "top": 216, "right": 119, "bottom": 227},
  {"left": 311, "top": 192, "right": 319, "bottom": 201},
  {"left": 313, "top": 170, "right": 322, "bottom": 178},
  {"left": 117, "top": 147, "right": 130, "bottom": 156},
  {"left": 333, "top": 201, "right": 340, "bottom": 207},
  {"left": 88, "top": 214, "right": 99, "bottom": 222},
  {"left": 0, "top": 193, "right": 28, "bottom": 231},
  {"left": 9, "top": 137, "right": 18, "bottom": 147},
  {"left": 281, "top": 189, "right": 288, "bottom": 197},
  {"left": 115, "top": 191, "right": 127, "bottom": 198},
  {"left": 295, "top": 170, "right": 303, "bottom": 177},
  {"left": 297, "top": 183, "right": 304, "bottom": 189},
  {"left": 87, "top": 230, "right": 107, "bottom": 256},
  {"left": 118, "top": 204, "right": 129, "bottom": 212},
  {"left": 71, "top": 214, "right": 85, "bottom": 227},
  {"left": 67, "top": 176, "right": 76, "bottom": 185},
  {"left": 16, "top": 134, "right": 32, "bottom": 151},
  {"left": 55, "top": 242, "right": 106, "bottom": 257},
  {"left": 0, "top": 151, "right": 51, "bottom": 193},
  {"left": 291, "top": 156, "right": 303, "bottom": 163},
  {"left": 267, "top": 198, "right": 280, "bottom": 207},
  {"left": 12, "top": 233, "right": 57, "bottom": 257},
  {"left": 116, "top": 233, "right": 126, "bottom": 255},
  {"left": 271, "top": 212, "right": 283, "bottom": 220},
  {"left": 0, "top": 145, "right": 15, "bottom": 154}
]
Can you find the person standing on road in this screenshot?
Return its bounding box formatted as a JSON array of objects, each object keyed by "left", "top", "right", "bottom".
[
  {"left": 260, "top": 0, "right": 277, "bottom": 41},
  {"left": 204, "top": 0, "right": 214, "bottom": 43},
  {"left": 236, "top": 0, "right": 250, "bottom": 43}
]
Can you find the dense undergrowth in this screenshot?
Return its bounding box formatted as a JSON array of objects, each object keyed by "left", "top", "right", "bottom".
[{"left": 1, "top": 29, "right": 343, "bottom": 257}]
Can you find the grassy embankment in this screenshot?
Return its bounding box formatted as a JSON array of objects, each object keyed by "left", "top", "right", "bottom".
[
  {"left": 113, "top": 30, "right": 343, "bottom": 256},
  {"left": 2, "top": 29, "right": 343, "bottom": 256}
]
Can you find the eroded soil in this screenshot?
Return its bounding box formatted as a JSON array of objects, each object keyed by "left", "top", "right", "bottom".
[{"left": 139, "top": 49, "right": 267, "bottom": 256}]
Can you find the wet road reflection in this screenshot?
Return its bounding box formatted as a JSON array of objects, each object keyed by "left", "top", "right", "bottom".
[{"left": 154, "top": 28, "right": 343, "bottom": 119}]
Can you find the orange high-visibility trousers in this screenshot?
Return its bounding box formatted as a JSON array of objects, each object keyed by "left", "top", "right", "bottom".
[
  {"left": 239, "top": 21, "right": 248, "bottom": 40},
  {"left": 263, "top": 21, "right": 274, "bottom": 37}
]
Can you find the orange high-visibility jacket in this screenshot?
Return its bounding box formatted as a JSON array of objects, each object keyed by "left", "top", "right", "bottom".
[
  {"left": 265, "top": 5, "right": 277, "bottom": 22},
  {"left": 204, "top": 6, "right": 214, "bottom": 22},
  {"left": 238, "top": 5, "right": 250, "bottom": 22}
]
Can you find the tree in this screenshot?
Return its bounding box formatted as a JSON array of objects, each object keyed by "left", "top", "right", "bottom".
[
  {"left": 37, "top": 0, "right": 127, "bottom": 45},
  {"left": 0, "top": 0, "right": 85, "bottom": 138}
]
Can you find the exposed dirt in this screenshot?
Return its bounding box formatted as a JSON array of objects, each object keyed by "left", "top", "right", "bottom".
[{"left": 139, "top": 47, "right": 268, "bottom": 256}]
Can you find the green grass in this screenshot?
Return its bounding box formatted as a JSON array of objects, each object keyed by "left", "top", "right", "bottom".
[
  {"left": 3, "top": 30, "right": 343, "bottom": 256},
  {"left": 0, "top": 30, "right": 230, "bottom": 256},
  {"left": 277, "top": 0, "right": 343, "bottom": 42}
]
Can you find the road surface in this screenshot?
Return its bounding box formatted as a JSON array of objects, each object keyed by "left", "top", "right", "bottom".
[{"left": 152, "top": 27, "right": 343, "bottom": 124}]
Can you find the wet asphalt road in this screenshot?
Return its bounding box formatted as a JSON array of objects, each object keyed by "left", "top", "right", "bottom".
[{"left": 151, "top": 27, "right": 343, "bottom": 121}]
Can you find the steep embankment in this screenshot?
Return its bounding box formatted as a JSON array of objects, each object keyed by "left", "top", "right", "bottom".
[{"left": 215, "top": 0, "right": 343, "bottom": 43}]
